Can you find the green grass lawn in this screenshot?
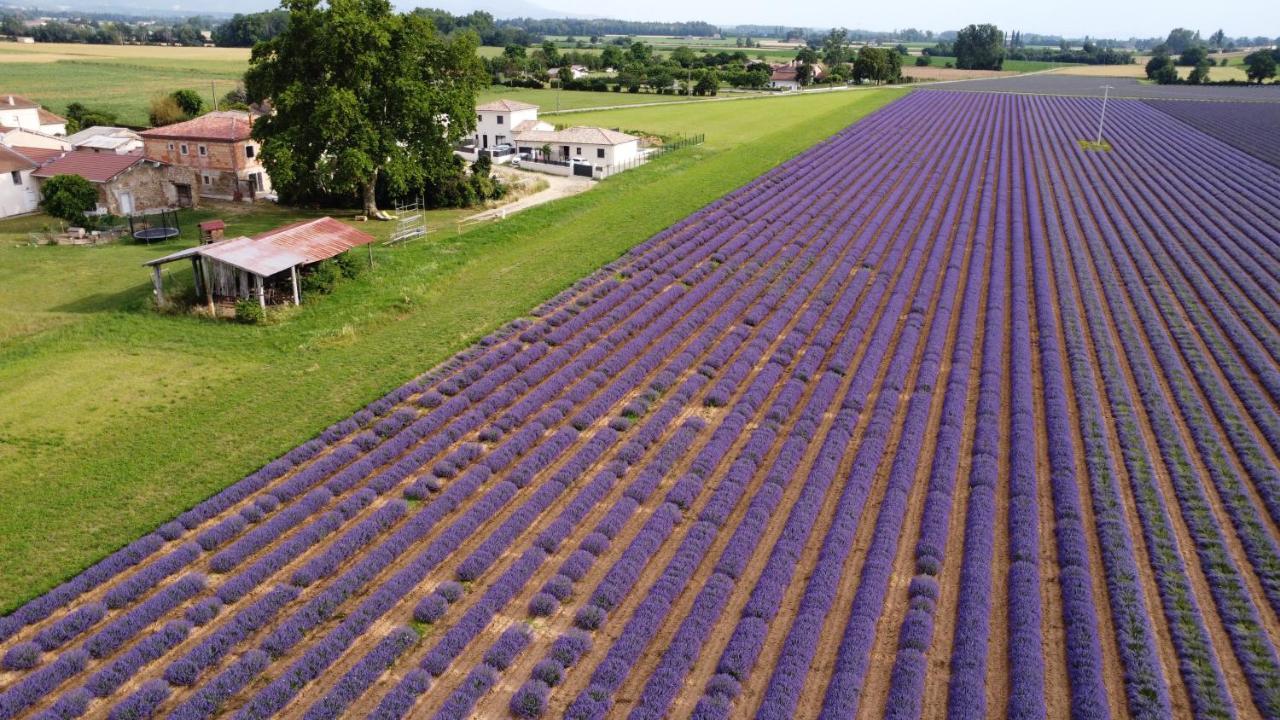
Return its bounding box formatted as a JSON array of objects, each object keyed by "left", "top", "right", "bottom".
[{"left": 0, "top": 88, "right": 903, "bottom": 613}]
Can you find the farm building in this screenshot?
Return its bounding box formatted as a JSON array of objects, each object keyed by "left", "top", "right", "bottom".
[
  {"left": 140, "top": 111, "right": 272, "bottom": 202},
  {"left": 0, "top": 145, "right": 39, "bottom": 218},
  {"left": 768, "top": 62, "right": 824, "bottom": 90},
  {"left": 462, "top": 99, "right": 641, "bottom": 176},
  {"left": 65, "top": 126, "right": 144, "bottom": 155},
  {"left": 143, "top": 217, "right": 374, "bottom": 310},
  {"left": 0, "top": 93, "right": 67, "bottom": 135},
  {"left": 31, "top": 151, "right": 198, "bottom": 215}
]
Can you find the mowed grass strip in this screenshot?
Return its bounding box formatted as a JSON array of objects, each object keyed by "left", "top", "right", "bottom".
[{"left": 0, "top": 88, "right": 902, "bottom": 613}]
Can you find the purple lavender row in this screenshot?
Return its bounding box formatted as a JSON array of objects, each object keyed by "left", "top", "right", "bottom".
[
  {"left": 749, "top": 93, "right": 998, "bottom": 720},
  {"left": 1023, "top": 95, "right": 1226, "bottom": 717},
  {"left": 424, "top": 626, "right": 530, "bottom": 720},
  {"left": 1095, "top": 100, "right": 1280, "bottom": 374},
  {"left": 430, "top": 121, "right": 901, "bottom": 707},
  {"left": 687, "top": 90, "right": 994, "bottom": 720},
  {"left": 163, "top": 585, "right": 299, "bottom": 688},
  {"left": 1037, "top": 98, "right": 1280, "bottom": 716},
  {"left": 86, "top": 619, "right": 192, "bottom": 699},
  {"left": 873, "top": 93, "right": 994, "bottom": 720},
  {"left": 1051, "top": 100, "right": 1280, "bottom": 621},
  {"left": 631, "top": 163, "right": 939, "bottom": 718},
  {"left": 569, "top": 160, "right": 922, "bottom": 718},
  {"left": 1002, "top": 103, "right": 1050, "bottom": 720},
  {"left": 823, "top": 96, "right": 1000, "bottom": 720},
  {"left": 301, "top": 626, "right": 417, "bottom": 720},
  {"left": 236, "top": 170, "right": 855, "bottom": 707},
  {"left": 1054, "top": 99, "right": 1280, "bottom": 521},
  {"left": 166, "top": 649, "right": 270, "bottom": 720}
]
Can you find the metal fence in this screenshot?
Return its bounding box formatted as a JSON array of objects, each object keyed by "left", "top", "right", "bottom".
[{"left": 599, "top": 133, "right": 706, "bottom": 178}]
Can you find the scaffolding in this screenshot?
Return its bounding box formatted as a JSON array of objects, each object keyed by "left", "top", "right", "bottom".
[{"left": 386, "top": 198, "right": 428, "bottom": 245}]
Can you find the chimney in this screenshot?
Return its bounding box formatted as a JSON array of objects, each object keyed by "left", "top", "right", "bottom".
[{"left": 6, "top": 96, "right": 13, "bottom": 106}]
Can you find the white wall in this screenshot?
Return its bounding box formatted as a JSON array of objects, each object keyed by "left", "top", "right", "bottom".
[
  {"left": 474, "top": 107, "right": 539, "bottom": 149},
  {"left": 0, "top": 168, "right": 39, "bottom": 218},
  {"left": 0, "top": 106, "right": 39, "bottom": 130}
]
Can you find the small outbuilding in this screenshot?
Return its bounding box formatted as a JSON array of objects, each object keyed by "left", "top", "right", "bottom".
[
  {"left": 144, "top": 216, "right": 374, "bottom": 311},
  {"left": 198, "top": 219, "right": 225, "bottom": 243}
]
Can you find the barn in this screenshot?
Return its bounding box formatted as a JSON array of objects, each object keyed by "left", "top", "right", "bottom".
[{"left": 143, "top": 217, "right": 374, "bottom": 310}]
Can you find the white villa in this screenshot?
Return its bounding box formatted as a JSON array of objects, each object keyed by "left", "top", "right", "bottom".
[
  {"left": 0, "top": 94, "right": 67, "bottom": 136},
  {"left": 468, "top": 99, "right": 641, "bottom": 174}
]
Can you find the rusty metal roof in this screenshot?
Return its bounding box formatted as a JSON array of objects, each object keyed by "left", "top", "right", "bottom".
[
  {"left": 199, "top": 236, "right": 309, "bottom": 276},
  {"left": 143, "top": 217, "right": 373, "bottom": 276},
  {"left": 250, "top": 217, "right": 375, "bottom": 264}
]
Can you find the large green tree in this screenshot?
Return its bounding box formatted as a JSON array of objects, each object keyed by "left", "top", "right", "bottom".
[
  {"left": 245, "top": 0, "right": 486, "bottom": 217},
  {"left": 953, "top": 23, "right": 1005, "bottom": 70},
  {"left": 1244, "top": 50, "right": 1277, "bottom": 84}
]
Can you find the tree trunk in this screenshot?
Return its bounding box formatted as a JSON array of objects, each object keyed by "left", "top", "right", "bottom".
[{"left": 363, "top": 171, "right": 392, "bottom": 220}]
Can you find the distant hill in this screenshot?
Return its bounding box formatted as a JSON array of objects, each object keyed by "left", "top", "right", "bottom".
[{"left": 2, "top": 0, "right": 579, "bottom": 20}]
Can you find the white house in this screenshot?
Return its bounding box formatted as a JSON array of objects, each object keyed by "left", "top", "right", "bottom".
[
  {"left": 0, "top": 145, "right": 40, "bottom": 218},
  {"left": 513, "top": 126, "right": 640, "bottom": 167},
  {"left": 547, "top": 64, "right": 590, "bottom": 80},
  {"left": 66, "top": 126, "right": 144, "bottom": 155},
  {"left": 0, "top": 94, "right": 67, "bottom": 136},
  {"left": 0, "top": 126, "right": 71, "bottom": 151},
  {"left": 473, "top": 99, "right": 551, "bottom": 150}
]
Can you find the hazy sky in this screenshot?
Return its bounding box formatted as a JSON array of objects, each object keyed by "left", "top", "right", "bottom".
[{"left": 533, "top": 0, "right": 1278, "bottom": 40}]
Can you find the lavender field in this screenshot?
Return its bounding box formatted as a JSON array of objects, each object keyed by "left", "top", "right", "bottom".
[{"left": 1, "top": 90, "right": 1278, "bottom": 719}]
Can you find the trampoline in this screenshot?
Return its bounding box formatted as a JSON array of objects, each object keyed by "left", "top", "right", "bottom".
[{"left": 129, "top": 208, "right": 181, "bottom": 244}]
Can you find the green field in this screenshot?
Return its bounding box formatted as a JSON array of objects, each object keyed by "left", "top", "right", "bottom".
[
  {"left": 0, "top": 88, "right": 902, "bottom": 613},
  {"left": 923, "top": 55, "right": 1086, "bottom": 72}
]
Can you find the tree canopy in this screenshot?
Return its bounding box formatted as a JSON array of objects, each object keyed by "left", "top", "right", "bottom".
[
  {"left": 1244, "top": 50, "right": 1278, "bottom": 84},
  {"left": 245, "top": 0, "right": 487, "bottom": 216},
  {"left": 953, "top": 24, "right": 1004, "bottom": 70},
  {"left": 41, "top": 175, "right": 98, "bottom": 224}
]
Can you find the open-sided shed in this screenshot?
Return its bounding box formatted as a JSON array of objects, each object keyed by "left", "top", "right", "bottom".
[{"left": 143, "top": 217, "right": 374, "bottom": 310}]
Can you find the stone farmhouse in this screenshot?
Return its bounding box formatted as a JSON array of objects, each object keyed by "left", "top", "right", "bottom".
[
  {"left": 31, "top": 151, "right": 196, "bottom": 216},
  {"left": 140, "top": 111, "right": 272, "bottom": 202}
]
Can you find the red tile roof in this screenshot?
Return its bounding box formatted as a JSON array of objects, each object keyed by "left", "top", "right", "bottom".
[
  {"left": 0, "top": 145, "right": 38, "bottom": 173},
  {"left": 199, "top": 219, "right": 226, "bottom": 231},
  {"left": 37, "top": 108, "right": 66, "bottom": 125},
  {"left": 31, "top": 150, "right": 148, "bottom": 183},
  {"left": 0, "top": 94, "right": 40, "bottom": 110},
  {"left": 8, "top": 146, "right": 66, "bottom": 164},
  {"left": 140, "top": 111, "right": 255, "bottom": 142},
  {"left": 251, "top": 217, "right": 375, "bottom": 263}
]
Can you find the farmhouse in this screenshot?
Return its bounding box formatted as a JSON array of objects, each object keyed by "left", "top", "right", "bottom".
[
  {"left": 31, "top": 151, "right": 197, "bottom": 215},
  {"left": 769, "top": 62, "right": 824, "bottom": 90},
  {"left": 547, "top": 64, "right": 590, "bottom": 80},
  {"left": 66, "top": 126, "right": 144, "bottom": 155},
  {"left": 144, "top": 217, "right": 373, "bottom": 310},
  {"left": 0, "top": 145, "right": 39, "bottom": 218},
  {"left": 0, "top": 94, "right": 67, "bottom": 136},
  {"left": 465, "top": 99, "right": 641, "bottom": 175},
  {"left": 472, "top": 99, "right": 551, "bottom": 150},
  {"left": 513, "top": 126, "right": 641, "bottom": 167},
  {"left": 140, "top": 111, "right": 272, "bottom": 202}
]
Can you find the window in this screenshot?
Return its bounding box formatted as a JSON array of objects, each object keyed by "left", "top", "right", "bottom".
[
  {"left": 496, "top": 115, "right": 504, "bottom": 125},
  {"left": 198, "top": 145, "right": 207, "bottom": 156},
  {"left": 180, "top": 144, "right": 188, "bottom": 155},
  {"left": 477, "top": 114, "right": 482, "bottom": 123},
  {"left": 596, "top": 148, "right": 605, "bottom": 159},
  {"left": 10, "top": 171, "right": 21, "bottom": 185},
  {"left": 252, "top": 172, "right": 264, "bottom": 191},
  {"left": 202, "top": 174, "right": 212, "bottom": 185},
  {"left": 245, "top": 144, "right": 255, "bottom": 159},
  {"left": 167, "top": 142, "right": 174, "bottom": 151},
  {"left": 575, "top": 147, "right": 582, "bottom": 156}
]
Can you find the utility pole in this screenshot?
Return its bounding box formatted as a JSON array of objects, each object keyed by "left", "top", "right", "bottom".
[
  {"left": 211, "top": 80, "right": 218, "bottom": 111},
  {"left": 1095, "top": 85, "right": 1114, "bottom": 145}
]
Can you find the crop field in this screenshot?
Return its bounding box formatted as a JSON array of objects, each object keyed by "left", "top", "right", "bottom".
[
  {"left": 2, "top": 87, "right": 1279, "bottom": 720},
  {"left": 920, "top": 73, "right": 1280, "bottom": 102},
  {"left": 1145, "top": 100, "right": 1280, "bottom": 169}
]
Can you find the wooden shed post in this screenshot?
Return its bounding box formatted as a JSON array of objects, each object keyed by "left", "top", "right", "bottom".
[
  {"left": 190, "top": 256, "right": 205, "bottom": 298},
  {"left": 151, "top": 266, "right": 166, "bottom": 307},
  {"left": 290, "top": 265, "right": 300, "bottom": 305},
  {"left": 254, "top": 273, "right": 266, "bottom": 310}
]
